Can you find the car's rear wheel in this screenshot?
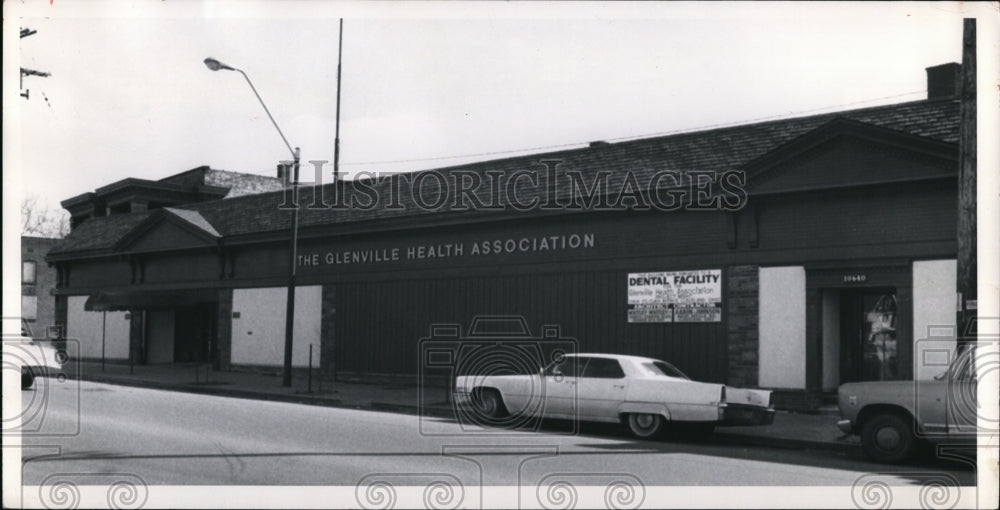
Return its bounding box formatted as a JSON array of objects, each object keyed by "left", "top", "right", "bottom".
[
  {"left": 861, "top": 413, "right": 915, "bottom": 464},
  {"left": 627, "top": 413, "right": 666, "bottom": 439},
  {"left": 22, "top": 369, "right": 35, "bottom": 389},
  {"left": 472, "top": 388, "right": 506, "bottom": 420}
]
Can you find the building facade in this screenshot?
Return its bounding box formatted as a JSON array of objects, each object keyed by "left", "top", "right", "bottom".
[{"left": 47, "top": 65, "right": 967, "bottom": 409}]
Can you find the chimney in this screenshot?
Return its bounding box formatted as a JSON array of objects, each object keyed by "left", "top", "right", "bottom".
[{"left": 925, "top": 62, "right": 961, "bottom": 100}]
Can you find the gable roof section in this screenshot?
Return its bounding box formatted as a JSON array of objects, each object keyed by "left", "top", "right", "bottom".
[
  {"left": 48, "top": 97, "right": 960, "bottom": 257},
  {"left": 164, "top": 207, "right": 221, "bottom": 237},
  {"left": 111, "top": 208, "right": 220, "bottom": 253},
  {"left": 743, "top": 117, "right": 958, "bottom": 194}
]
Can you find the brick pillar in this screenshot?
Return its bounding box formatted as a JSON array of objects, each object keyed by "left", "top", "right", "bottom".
[
  {"left": 321, "top": 284, "right": 336, "bottom": 380},
  {"left": 217, "top": 289, "right": 233, "bottom": 370},
  {"left": 726, "top": 265, "right": 759, "bottom": 387}
]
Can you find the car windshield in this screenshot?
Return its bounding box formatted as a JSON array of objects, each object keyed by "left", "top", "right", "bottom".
[{"left": 641, "top": 361, "right": 690, "bottom": 380}]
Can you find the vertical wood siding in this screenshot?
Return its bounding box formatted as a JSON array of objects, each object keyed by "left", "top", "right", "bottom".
[{"left": 332, "top": 269, "right": 727, "bottom": 383}]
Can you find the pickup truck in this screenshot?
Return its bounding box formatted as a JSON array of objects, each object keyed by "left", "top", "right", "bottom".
[{"left": 836, "top": 343, "right": 979, "bottom": 463}]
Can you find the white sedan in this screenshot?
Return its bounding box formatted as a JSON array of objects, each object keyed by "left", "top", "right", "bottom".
[{"left": 454, "top": 353, "right": 774, "bottom": 439}]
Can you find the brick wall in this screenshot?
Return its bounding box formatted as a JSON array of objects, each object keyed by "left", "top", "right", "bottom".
[
  {"left": 21, "top": 237, "right": 59, "bottom": 337},
  {"left": 726, "top": 265, "right": 759, "bottom": 388}
]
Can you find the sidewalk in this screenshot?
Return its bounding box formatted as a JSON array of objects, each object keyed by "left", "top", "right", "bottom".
[{"left": 63, "top": 361, "right": 859, "bottom": 454}]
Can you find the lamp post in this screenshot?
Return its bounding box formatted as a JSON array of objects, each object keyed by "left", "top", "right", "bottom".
[{"left": 205, "top": 57, "right": 300, "bottom": 387}]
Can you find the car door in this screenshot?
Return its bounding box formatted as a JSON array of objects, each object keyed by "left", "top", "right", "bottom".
[
  {"left": 542, "top": 356, "right": 583, "bottom": 418},
  {"left": 576, "top": 357, "right": 628, "bottom": 421}
]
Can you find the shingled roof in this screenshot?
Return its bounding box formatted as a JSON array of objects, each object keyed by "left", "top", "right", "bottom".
[{"left": 49, "top": 97, "right": 959, "bottom": 257}]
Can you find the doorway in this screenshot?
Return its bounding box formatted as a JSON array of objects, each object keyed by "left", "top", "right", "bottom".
[
  {"left": 174, "top": 303, "right": 216, "bottom": 363},
  {"left": 840, "top": 288, "right": 900, "bottom": 383}
]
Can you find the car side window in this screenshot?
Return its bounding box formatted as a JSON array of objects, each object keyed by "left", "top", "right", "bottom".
[
  {"left": 581, "top": 358, "right": 625, "bottom": 379},
  {"left": 546, "top": 357, "right": 579, "bottom": 377}
]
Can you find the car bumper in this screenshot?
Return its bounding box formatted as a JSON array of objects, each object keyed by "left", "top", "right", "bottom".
[
  {"left": 837, "top": 419, "right": 853, "bottom": 434},
  {"left": 721, "top": 405, "right": 775, "bottom": 426},
  {"left": 452, "top": 390, "right": 471, "bottom": 406}
]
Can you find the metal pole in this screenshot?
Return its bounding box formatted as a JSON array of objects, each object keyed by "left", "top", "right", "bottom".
[
  {"left": 204, "top": 59, "right": 300, "bottom": 387},
  {"left": 308, "top": 344, "right": 313, "bottom": 393},
  {"left": 334, "top": 18, "right": 343, "bottom": 182},
  {"left": 235, "top": 69, "right": 295, "bottom": 158},
  {"left": 281, "top": 147, "right": 301, "bottom": 387},
  {"left": 101, "top": 311, "right": 107, "bottom": 372}
]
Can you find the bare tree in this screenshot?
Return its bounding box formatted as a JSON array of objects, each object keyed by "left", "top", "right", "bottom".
[{"left": 21, "top": 195, "right": 70, "bottom": 238}]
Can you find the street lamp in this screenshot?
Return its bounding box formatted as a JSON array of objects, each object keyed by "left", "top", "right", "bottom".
[{"left": 204, "top": 57, "right": 300, "bottom": 387}]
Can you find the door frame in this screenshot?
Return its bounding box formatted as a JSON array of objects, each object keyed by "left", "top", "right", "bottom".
[{"left": 805, "top": 260, "right": 913, "bottom": 389}]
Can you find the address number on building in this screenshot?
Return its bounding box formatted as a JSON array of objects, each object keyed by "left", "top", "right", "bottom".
[{"left": 842, "top": 274, "right": 867, "bottom": 283}]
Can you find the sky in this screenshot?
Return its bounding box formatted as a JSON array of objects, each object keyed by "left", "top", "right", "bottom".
[{"left": 8, "top": 2, "right": 981, "bottom": 212}]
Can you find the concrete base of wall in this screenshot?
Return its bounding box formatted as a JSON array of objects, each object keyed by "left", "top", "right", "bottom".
[{"left": 229, "top": 363, "right": 322, "bottom": 379}]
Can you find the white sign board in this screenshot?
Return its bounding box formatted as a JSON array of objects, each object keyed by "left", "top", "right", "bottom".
[{"left": 627, "top": 269, "right": 722, "bottom": 323}]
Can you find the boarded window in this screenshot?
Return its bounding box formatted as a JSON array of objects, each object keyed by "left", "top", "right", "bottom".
[
  {"left": 22, "top": 296, "right": 38, "bottom": 320},
  {"left": 22, "top": 261, "right": 37, "bottom": 284}
]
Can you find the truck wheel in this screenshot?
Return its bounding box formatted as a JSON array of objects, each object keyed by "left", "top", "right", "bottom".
[
  {"left": 472, "top": 388, "right": 507, "bottom": 420},
  {"left": 861, "top": 413, "right": 915, "bottom": 464},
  {"left": 627, "top": 413, "right": 666, "bottom": 439},
  {"left": 22, "top": 370, "right": 35, "bottom": 389}
]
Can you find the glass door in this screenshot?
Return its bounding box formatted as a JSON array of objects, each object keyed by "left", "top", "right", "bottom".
[{"left": 840, "top": 288, "right": 899, "bottom": 382}]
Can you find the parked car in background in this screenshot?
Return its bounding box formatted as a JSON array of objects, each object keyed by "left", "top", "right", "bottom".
[
  {"left": 17, "top": 319, "right": 64, "bottom": 389},
  {"left": 837, "top": 343, "right": 979, "bottom": 463},
  {"left": 454, "top": 353, "right": 774, "bottom": 439}
]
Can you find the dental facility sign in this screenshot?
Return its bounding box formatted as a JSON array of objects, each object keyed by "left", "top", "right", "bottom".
[{"left": 627, "top": 269, "right": 722, "bottom": 323}]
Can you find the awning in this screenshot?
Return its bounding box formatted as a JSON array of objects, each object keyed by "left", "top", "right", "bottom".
[{"left": 84, "top": 289, "right": 218, "bottom": 311}]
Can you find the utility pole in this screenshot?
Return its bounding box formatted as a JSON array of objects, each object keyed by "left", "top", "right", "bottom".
[
  {"left": 957, "top": 18, "right": 977, "bottom": 346},
  {"left": 20, "top": 27, "right": 51, "bottom": 100}
]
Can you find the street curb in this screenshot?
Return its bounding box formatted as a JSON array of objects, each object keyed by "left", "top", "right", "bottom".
[
  {"left": 369, "top": 401, "right": 456, "bottom": 419},
  {"left": 710, "top": 431, "right": 863, "bottom": 456},
  {"left": 369, "top": 400, "right": 862, "bottom": 455},
  {"left": 79, "top": 375, "right": 343, "bottom": 408},
  {"left": 75, "top": 376, "right": 860, "bottom": 455}
]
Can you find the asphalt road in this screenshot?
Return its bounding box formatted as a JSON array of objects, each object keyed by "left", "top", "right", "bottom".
[{"left": 19, "top": 380, "right": 975, "bottom": 489}]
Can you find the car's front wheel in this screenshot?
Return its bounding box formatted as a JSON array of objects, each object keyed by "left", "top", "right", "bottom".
[
  {"left": 22, "top": 369, "right": 35, "bottom": 389},
  {"left": 861, "top": 413, "right": 916, "bottom": 464},
  {"left": 626, "top": 413, "right": 666, "bottom": 439}
]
